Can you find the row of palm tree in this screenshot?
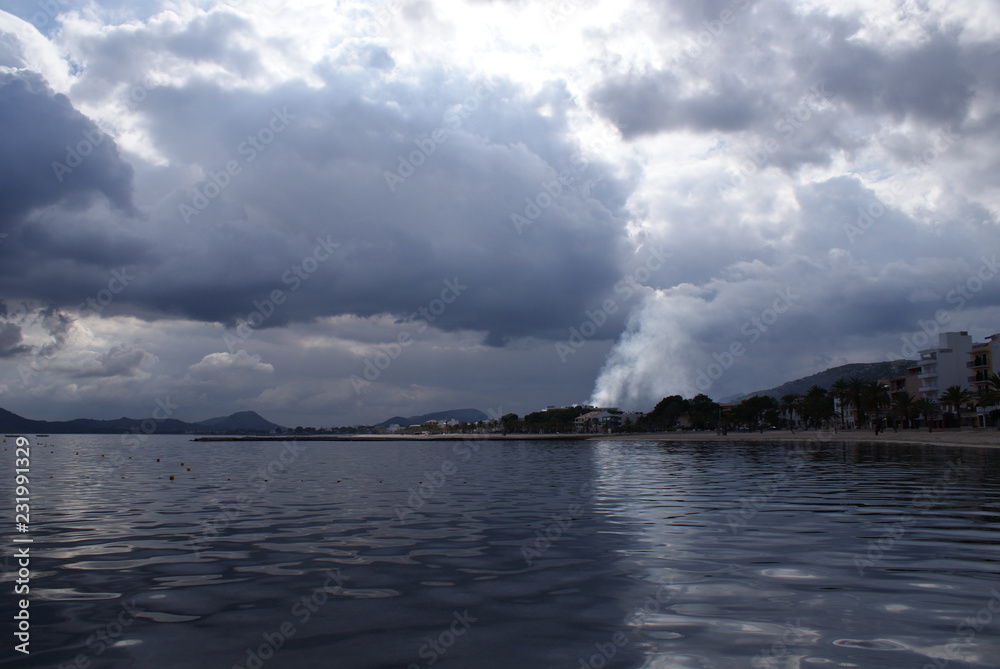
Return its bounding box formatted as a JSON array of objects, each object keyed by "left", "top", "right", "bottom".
[{"left": 789, "top": 374, "right": 1000, "bottom": 432}]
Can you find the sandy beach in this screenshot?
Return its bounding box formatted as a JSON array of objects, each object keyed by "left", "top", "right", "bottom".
[{"left": 598, "top": 428, "right": 1000, "bottom": 450}]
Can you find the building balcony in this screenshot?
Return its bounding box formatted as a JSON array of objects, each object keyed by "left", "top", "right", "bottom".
[{"left": 917, "top": 372, "right": 937, "bottom": 380}]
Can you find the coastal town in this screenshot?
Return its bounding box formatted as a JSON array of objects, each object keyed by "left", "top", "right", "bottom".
[{"left": 342, "top": 330, "right": 1000, "bottom": 437}]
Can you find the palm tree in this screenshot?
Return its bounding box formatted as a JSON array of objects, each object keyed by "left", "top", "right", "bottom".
[
  {"left": 847, "top": 377, "right": 866, "bottom": 428},
  {"left": 981, "top": 373, "right": 1000, "bottom": 428},
  {"left": 939, "top": 386, "right": 975, "bottom": 428},
  {"left": 892, "top": 392, "right": 918, "bottom": 429},
  {"left": 976, "top": 387, "right": 1000, "bottom": 428},
  {"left": 988, "top": 373, "right": 1000, "bottom": 392},
  {"left": 862, "top": 381, "right": 890, "bottom": 433},
  {"left": 830, "top": 378, "right": 849, "bottom": 429},
  {"left": 802, "top": 385, "right": 833, "bottom": 428},
  {"left": 913, "top": 397, "right": 939, "bottom": 432},
  {"left": 780, "top": 393, "right": 801, "bottom": 432}
]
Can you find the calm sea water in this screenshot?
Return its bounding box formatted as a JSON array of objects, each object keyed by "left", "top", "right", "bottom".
[{"left": 1, "top": 435, "right": 999, "bottom": 668}]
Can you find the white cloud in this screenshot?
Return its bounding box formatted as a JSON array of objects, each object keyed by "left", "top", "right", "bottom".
[{"left": 189, "top": 349, "right": 274, "bottom": 373}]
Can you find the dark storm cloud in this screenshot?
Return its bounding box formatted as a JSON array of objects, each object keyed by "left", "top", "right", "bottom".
[
  {"left": 2, "top": 63, "right": 633, "bottom": 345},
  {"left": 0, "top": 71, "right": 135, "bottom": 230},
  {"left": 0, "top": 322, "right": 30, "bottom": 358}
]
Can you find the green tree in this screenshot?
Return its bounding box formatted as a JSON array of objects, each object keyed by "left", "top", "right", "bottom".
[
  {"left": 523, "top": 406, "right": 592, "bottom": 433},
  {"left": 500, "top": 413, "right": 521, "bottom": 434},
  {"left": 800, "top": 385, "right": 833, "bottom": 428},
  {"left": 891, "top": 392, "right": 918, "bottom": 429},
  {"left": 830, "top": 378, "right": 850, "bottom": 429},
  {"left": 780, "top": 393, "right": 801, "bottom": 431},
  {"left": 641, "top": 395, "right": 688, "bottom": 431},
  {"left": 913, "top": 397, "right": 938, "bottom": 432},
  {"left": 847, "top": 377, "right": 866, "bottom": 428},
  {"left": 862, "top": 381, "right": 890, "bottom": 433},
  {"left": 687, "top": 394, "right": 720, "bottom": 430},
  {"left": 940, "top": 385, "right": 975, "bottom": 428}
]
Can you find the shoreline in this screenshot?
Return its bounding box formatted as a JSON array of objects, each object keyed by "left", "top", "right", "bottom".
[
  {"left": 595, "top": 428, "right": 1000, "bottom": 450},
  {"left": 190, "top": 429, "right": 1000, "bottom": 449},
  {"left": 191, "top": 433, "right": 590, "bottom": 442}
]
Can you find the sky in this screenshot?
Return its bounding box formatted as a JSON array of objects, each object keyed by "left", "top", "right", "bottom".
[{"left": 0, "top": 0, "right": 998, "bottom": 428}]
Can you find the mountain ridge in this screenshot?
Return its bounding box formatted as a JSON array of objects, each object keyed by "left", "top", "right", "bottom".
[
  {"left": 732, "top": 360, "right": 918, "bottom": 401},
  {"left": 378, "top": 408, "right": 489, "bottom": 427},
  {"left": 0, "top": 408, "right": 284, "bottom": 435}
]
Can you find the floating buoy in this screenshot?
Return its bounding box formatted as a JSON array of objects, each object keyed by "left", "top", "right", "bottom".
[
  {"left": 187, "top": 467, "right": 191, "bottom": 471},
  {"left": 169, "top": 475, "right": 175, "bottom": 480}
]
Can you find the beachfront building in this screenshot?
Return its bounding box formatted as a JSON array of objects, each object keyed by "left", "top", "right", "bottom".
[
  {"left": 917, "top": 331, "right": 973, "bottom": 401},
  {"left": 574, "top": 409, "right": 644, "bottom": 433},
  {"left": 882, "top": 366, "right": 922, "bottom": 398},
  {"left": 969, "top": 333, "right": 1000, "bottom": 426},
  {"left": 969, "top": 334, "right": 1000, "bottom": 393}
]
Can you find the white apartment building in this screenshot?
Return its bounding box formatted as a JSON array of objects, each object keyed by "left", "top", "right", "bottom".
[{"left": 917, "top": 331, "right": 973, "bottom": 401}]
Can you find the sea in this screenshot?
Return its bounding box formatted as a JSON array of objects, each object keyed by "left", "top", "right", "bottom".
[{"left": 1, "top": 434, "right": 999, "bottom": 668}]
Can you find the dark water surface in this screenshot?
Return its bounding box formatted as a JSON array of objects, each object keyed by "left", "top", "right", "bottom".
[{"left": 2, "top": 435, "right": 999, "bottom": 668}]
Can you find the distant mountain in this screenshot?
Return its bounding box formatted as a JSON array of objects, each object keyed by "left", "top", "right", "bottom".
[
  {"left": 195, "top": 411, "right": 283, "bottom": 432},
  {"left": 0, "top": 407, "right": 285, "bottom": 435},
  {"left": 378, "top": 408, "right": 489, "bottom": 427},
  {"left": 734, "top": 360, "right": 917, "bottom": 401}
]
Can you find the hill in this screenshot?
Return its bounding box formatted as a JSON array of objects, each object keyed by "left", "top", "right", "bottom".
[
  {"left": 735, "top": 360, "right": 917, "bottom": 401},
  {"left": 0, "top": 407, "right": 285, "bottom": 435},
  {"left": 195, "top": 411, "right": 283, "bottom": 432},
  {"left": 378, "top": 408, "right": 489, "bottom": 427}
]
